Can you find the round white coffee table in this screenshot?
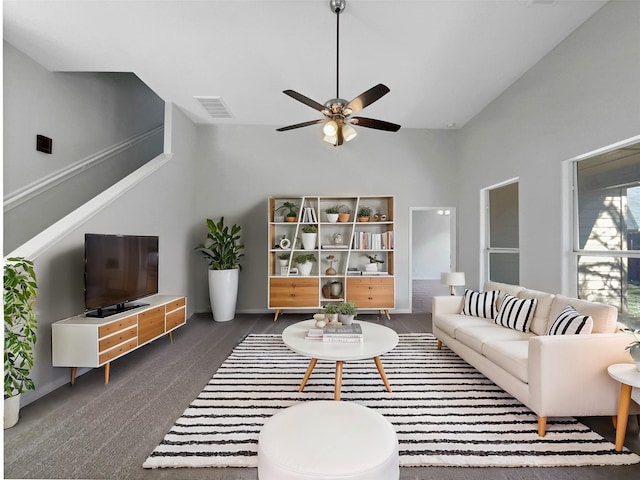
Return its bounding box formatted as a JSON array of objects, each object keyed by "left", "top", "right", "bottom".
[
  {"left": 282, "top": 319, "right": 399, "bottom": 400},
  {"left": 607, "top": 363, "right": 640, "bottom": 451}
]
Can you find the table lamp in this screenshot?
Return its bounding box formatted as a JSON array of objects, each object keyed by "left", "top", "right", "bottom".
[{"left": 441, "top": 272, "right": 465, "bottom": 296}]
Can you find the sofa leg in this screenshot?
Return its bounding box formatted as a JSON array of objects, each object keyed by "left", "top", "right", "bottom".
[
  {"left": 538, "top": 417, "right": 547, "bottom": 437},
  {"left": 437, "top": 339, "right": 442, "bottom": 350}
]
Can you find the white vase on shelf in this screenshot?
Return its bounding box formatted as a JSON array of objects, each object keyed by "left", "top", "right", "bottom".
[
  {"left": 297, "top": 261, "right": 313, "bottom": 276},
  {"left": 301, "top": 233, "right": 317, "bottom": 250}
]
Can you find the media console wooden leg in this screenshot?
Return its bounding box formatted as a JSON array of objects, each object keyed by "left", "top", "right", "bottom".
[
  {"left": 383, "top": 309, "right": 390, "bottom": 320},
  {"left": 614, "top": 383, "right": 632, "bottom": 451},
  {"left": 437, "top": 339, "right": 442, "bottom": 350},
  {"left": 274, "top": 309, "right": 282, "bottom": 322},
  {"left": 169, "top": 331, "right": 174, "bottom": 344},
  {"left": 373, "top": 356, "right": 392, "bottom": 393},
  {"left": 335, "top": 361, "right": 343, "bottom": 401},
  {"left": 70, "top": 367, "right": 77, "bottom": 386},
  {"left": 538, "top": 416, "right": 547, "bottom": 437},
  {"left": 104, "top": 363, "right": 110, "bottom": 385},
  {"left": 299, "top": 358, "right": 317, "bottom": 392}
]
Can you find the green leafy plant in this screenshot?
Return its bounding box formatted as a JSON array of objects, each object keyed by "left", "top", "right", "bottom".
[
  {"left": 621, "top": 328, "right": 640, "bottom": 350},
  {"left": 357, "top": 206, "right": 372, "bottom": 218},
  {"left": 324, "top": 304, "right": 339, "bottom": 315},
  {"left": 276, "top": 201, "right": 298, "bottom": 219},
  {"left": 195, "top": 217, "right": 245, "bottom": 270},
  {"left": 325, "top": 206, "right": 340, "bottom": 214},
  {"left": 294, "top": 253, "right": 317, "bottom": 264},
  {"left": 278, "top": 252, "right": 291, "bottom": 260},
  {"left": 4, "top": 257, "right": 38, "bottom": 399},
  {"left": 336, "top": 301, "right": 357, "bottom": 316},
  {"left": 366, "top": 254, "right": 385, "bottom": 264},
  {"left": 301, "top": 224, "right": 318, "bottom": 234},
  {"left": 337, "top": 205, "right": 351, "bottom": 214}
]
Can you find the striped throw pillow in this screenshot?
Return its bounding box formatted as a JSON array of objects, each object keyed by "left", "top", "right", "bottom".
[
  {"left": 547, "top": 305, "right": 593, "bottom": 335},
  {"left": 461, "top": 289, "right": 499, "bottom": 319},
  {"left": 495, "top": 294, "right": 537, "bottom": 332}
]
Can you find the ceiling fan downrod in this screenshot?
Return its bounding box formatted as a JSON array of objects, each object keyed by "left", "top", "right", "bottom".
[{"left": 330, "top": 0, "right": 345, "bottom": 100}]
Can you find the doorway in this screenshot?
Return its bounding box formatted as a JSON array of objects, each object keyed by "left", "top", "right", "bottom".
[{"left": 409, "top": 207, "right": 456, "bottom": 313}]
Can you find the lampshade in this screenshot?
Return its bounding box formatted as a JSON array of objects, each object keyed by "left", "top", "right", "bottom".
[
  {"left": 441, "top": 272, "right": 465, "bottom": 286},
  {"left": 323, "top": 120, "right": 338, "bottom": 137},
  {"left": 323, "top": 134, "right": 338, "bottom": 145},
  {"left": 342, "top": 123, "right": 357, "bottom": 142}
]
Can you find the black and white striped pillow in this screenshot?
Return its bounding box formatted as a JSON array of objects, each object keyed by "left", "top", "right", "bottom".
[
  {"left": 461, "top": 289, "right": 499, "bottom": 319},
  {"left": 494, "top": 294, "right": 537, "bottom": 332},
  {"left": 547, "top": 305, "right": 593, "bottom": 335}
]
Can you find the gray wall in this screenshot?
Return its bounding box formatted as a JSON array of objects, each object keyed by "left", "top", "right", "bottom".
[
  {"left": 456, "top": 0, "right": 640, "bottom": 293},
  {"left": 3, "top": 41, "right": 165, "bottom": 252}
]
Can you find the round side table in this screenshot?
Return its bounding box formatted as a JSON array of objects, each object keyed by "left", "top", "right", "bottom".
[{"left": 607, "top": 363, "right": 640, "bottom": 451}]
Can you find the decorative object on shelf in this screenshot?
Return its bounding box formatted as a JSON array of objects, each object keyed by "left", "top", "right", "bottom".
[
  {"left": 276, "top": 201, "right": 298, "bottom": 222},
  {"left": 278, "top": 253, "right": 290, "bottom": 275},
  {"left": 294, "top": 253, "right": 317, "bottom": 276},
  {"left": 4, "top": 257, "right": 38, "bottom": 429},
  {"left": 333, "top": 232, "right": 344, "bottom": 245},
  {"left": 301, "top": 224, "right": 318, "bottom": 250},
  {"left": 279, "top": 235, "right": 291, "bottom": 250},
  {"left": 276, "top": 0, "right": 401, "bottom": 147},
  {"left": 364, "top": 254, "right": 384, "bottom": 272},
  {"left": 622, "top": 328, "right": 640, "bottom": 371},
  {"left": 337, "top": 205, "right": 351, "bottom": 222},
  {"left": 325, "top": 205, "right": 340, "bottom": 223},
  {"left": 336, "top": 301, "right": 357, "bottom": 325},
  {"left": 357, "top": 206, "right": 372, "bottom": 222},
  {"left": 322, "top": 283, "right": 332, "bottom": 298},
  {"left": 441, "top": 271, "right": 465, "bottom": 296},
  {"left": 324, "top": 303, "right": 339, "bottom": 323},
  {"left": 325, "top": 255, "right": 337, "bottom": 275},
  {"left": 195, "top": 217, "right": 245, "bottom": 322},
  {"left": 380, "top": 214, "right": 387, "bottom": 221},
  {"left": 330, "top": 280, "right": 343, "bottom": 298}
]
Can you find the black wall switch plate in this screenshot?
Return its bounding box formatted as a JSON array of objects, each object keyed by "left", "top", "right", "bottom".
[{"left": 37, "top": 135, "right": 52, "bottom": 154}]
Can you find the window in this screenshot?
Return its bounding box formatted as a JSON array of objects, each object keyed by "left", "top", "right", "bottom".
[
  {"left": 573, "top": 142, "right": 640, "bottom": 328},
  {"left": 484, "top": 181, "right": 519, "bottom": 284}
]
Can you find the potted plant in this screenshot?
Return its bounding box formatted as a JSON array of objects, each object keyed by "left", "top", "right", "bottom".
[
  {"left": 276, "top": 202, "right": 298, "bottom": 222},
  {"left": 357, "top": 206, "right": 372, "bottom": 222},
  {"left": 293, "top": 253, "right": 316, "bottom": 276},
  {"left": 324, "top": 303, "right": 339, "bottom": 323},
  {"left": 622, "top": 328, "right": 640, "bottom": 371},
  {"left": 4, "top": 257, "right": 38, "bottom": 429},
  {"left": 301, "top": 224, "right": 318, "bottom": 250},
  {"left": 195, "top": 217, "right": 245, "bottom": 322},
  {"left": 337, "top": 205, "right": 351, "bottom": 223},
  {"left": 337, "top": 301, "right": 357, "bottom": 325},
  {"left": 365, "top": 253, "right": 385, "bottom": 272},
  {"left": 325, "top": 206, "right": 340, "bottom": 223}
]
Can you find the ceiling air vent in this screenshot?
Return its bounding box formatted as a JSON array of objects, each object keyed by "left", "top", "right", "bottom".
[{"left": 194, "top": 96, "right": 233, "bottom": 119}]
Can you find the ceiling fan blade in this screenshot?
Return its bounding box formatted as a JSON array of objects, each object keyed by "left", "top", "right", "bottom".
[
  {"left": 282, "top": 90, "right": 327, "bottom": 113},
  {"left": 346, "top": 84, "right": 391, "bottom": 113},
  {"left": 351, "top": 117, "right": 401, "bottom": 132},
  {"left": 276, "top": 119, "right": 326, "bottom": 132}
]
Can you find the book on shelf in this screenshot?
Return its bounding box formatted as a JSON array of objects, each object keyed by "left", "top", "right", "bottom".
[
  {"left": 322, "top": 244, "right": 349, "bottom": 249},
  {"left": 302, "top": 207, "right": 318, "bottom": 223}
]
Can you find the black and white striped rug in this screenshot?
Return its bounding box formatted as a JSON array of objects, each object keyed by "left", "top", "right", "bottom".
[{"left": 143, "top": 333, "right": 640, "bottom": 468}]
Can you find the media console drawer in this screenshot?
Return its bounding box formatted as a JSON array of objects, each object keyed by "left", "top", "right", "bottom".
[{"left": 52, "top": 295, "right": 187, "bottom": 385}]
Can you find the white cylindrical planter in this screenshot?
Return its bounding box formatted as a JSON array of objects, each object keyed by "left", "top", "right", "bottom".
[
  {"left": 326, "top": 213, "right": 339, "bottom": 223},
  {"left": 297, "top": 262, "right": 313, "bottom": 276},
  {"left": 208, "top": 268, "right": 239, "bottom": 322},
  {"left": 301, "top": 233, "right": 317, "bottom": 250},
  {"left": 4, "top": 394, "right": 20, "bottom": 429}
]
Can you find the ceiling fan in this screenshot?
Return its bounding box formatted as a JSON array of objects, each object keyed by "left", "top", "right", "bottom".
[{"left": 276, "top": 0, "right": 401, "bottom": 146}]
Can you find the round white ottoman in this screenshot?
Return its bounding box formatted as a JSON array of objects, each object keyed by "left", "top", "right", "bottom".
[{"left": 257, "top": 400, "right": 399, "bottom": 480}]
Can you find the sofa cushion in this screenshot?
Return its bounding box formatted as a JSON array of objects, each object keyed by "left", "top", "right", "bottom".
[
  {"left": 549, "top": 295, "right": 618, "bottom": 334},
  {"left": 435, "top": 313, "right": 493, "bottom": 339},
  {"left": 455, "top": 324, "right": 533, "bottom": 354},
  {"left": 547, "top": 305, "right": 593, "bottom": 335},
  {"left": 517, "top": 288, "right": 555, "bottom": 336},
  {"left": 494, "top": 294, "right": 538, "bottom": 333},
  {"left": 483, "top": 281, "right": 524, "bottom": 309},
  {"left": 461, "top": 289, "right": 499, "bottom": 319},
  {"left": 482, "top": 340, "right": 530, "bottom": 384}
]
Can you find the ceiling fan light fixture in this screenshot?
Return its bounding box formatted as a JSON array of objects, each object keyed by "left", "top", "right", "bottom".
[
  {"left": 323, "top": 120, "right": 339, "bottom": 136},
  {"left": 342, "top": 123, "right": 357, "bottom": 142},
  {"left": 323, "top": 134, "right": 338, "bottom": 145}
]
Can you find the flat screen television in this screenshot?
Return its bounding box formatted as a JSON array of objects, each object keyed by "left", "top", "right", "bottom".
[{"left": 84, "top": 233, "right": 159, "bottom": 317}]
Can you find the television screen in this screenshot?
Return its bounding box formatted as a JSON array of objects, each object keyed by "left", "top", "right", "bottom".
[{"left": 84, "top": 234, "right": 159, "bottom": 315}]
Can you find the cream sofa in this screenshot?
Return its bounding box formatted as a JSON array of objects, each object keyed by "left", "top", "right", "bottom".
[{"left": 432, "top": 281, "right": 639, "bottom": 436}]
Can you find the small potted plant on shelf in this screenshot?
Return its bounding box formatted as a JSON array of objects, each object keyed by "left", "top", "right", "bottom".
[
  {"left": 357, "top": 206, "right": 372, "bottom": 222},
  {"left": 276, "top": 202, "right": 298, "bottom": 222},
  {"left": 325, "top": 206, "right": 340, "bottom": 223},
  {"left": 364, "top": 254, "right": 385, "bottom": 272},
  {"left": 621, "top": 328, "right": 640, "bottom": 371},
  {"left": 324, "top": 303, "right": 339, "bottom": 323},
  {"left": 336, "top": 301, "right": 357, "bottom": 325},
  {"left": 4, "top": 257, "right": 38, "bottom": 429},
  {"left": 293, "top": 253, "right": 317, "bottom": 276},
  {"left": 337, "top": 205, "right": 351, "bottom": 223},
  {"left": 301, "top": 224, "right": 318, "bottom": 250}
]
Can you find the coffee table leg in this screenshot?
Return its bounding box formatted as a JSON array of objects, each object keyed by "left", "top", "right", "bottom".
[
  {"left": 374, "top": 356, "right": 392, "bottom": 393},
  {"left": 615, "top": 383, "right": 632, "bottom": 451},
  {"left": 299, "top": 358, "right": 318, "bottom": 392},
  {"left": 335, "top": 361, "right": 343, "bottom": 401}
]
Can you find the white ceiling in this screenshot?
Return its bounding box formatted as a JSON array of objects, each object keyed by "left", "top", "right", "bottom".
[{"left": 3, "top": 0, "right": 607, "bottom": 130}]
